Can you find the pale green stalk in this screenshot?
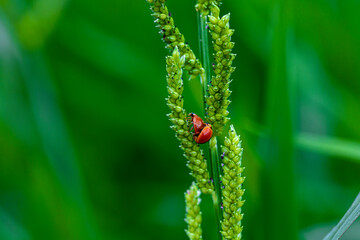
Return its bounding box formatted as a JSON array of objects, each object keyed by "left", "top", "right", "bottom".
[{"left": 209, "top": 137, "right": 222, "bottom": 240}]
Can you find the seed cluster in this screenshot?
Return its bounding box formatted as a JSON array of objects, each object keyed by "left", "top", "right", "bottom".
[
  {"left": 148, "top": 0, "right": 204, "bottom": 79},
  {"left": 185, "top": 182, "right": 203, "bottom": 240},
  {"left": 166, "top": 47, "right": 213, "bottom": 194},
  {"left": 220, "top": 125, "right": 245, "bottom": 239},
  {"left": 206, "top": 5, "right": 236, "bottom": 136},
  {"left": 195, "top": 0, "right": 222, "bottom": 16}
]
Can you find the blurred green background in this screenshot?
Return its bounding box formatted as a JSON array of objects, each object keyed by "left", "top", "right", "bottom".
[{"left": 0, "top": 0, "right": 359, "bottom": 239}]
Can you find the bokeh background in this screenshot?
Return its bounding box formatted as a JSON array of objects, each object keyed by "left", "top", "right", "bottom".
[{"left": 0, "top": 0, "right": 359, "bottom": 239}]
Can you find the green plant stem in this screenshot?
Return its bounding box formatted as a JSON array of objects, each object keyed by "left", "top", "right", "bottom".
[
  {"left": 198, "top": 12, "right": 222, "bottom": 240},
  {"left": 210, "top": 137, "right": 223, "bottom": 239},
  {"left": 263, "top": 1, "right": 297, "bottom": 238},
  {"left": 198, "top": 13, "right": 211, "bottom": 104}
]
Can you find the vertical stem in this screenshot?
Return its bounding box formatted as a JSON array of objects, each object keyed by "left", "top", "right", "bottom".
[
  {"left": 263, "top": 0, "right": 297, "bottom": 239},
  {"left": 198, "top": 13, "right": 211, "bottom": 105},
  {"left": 210, "top": 137, "right": 223, "bottom": 239},
  {"left": 198, "top": 12, "right": 223, "bottom": 240}
]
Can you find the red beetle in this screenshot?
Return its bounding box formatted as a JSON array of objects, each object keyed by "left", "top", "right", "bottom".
[
  {"left": 194, "top": 124, "right": 213, "bottom": 144},
  {"left": 189, "top": 113, "right": 213, "bottom": 144},
  {"left": 189, "top": 113, "right": 206, "bottom": 135}
]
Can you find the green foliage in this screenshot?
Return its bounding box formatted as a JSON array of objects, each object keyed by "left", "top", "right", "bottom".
[
  {"left": 262, "top": 1, "right": 297, "bottom": 239},
  {"left": 296, "top": 133, "right": 360, "bottom": 164},
  {"left": 323, "top": 193, "right": 360, "bottom": 240},
  {"left": 0, "top": 0, "right": 359, "bottom": 239}
]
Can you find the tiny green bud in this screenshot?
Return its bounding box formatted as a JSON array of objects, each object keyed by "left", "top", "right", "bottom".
[
  {"left": 211, "top": 4, "right": 220, "bottom": 18},
  {"left": 163, "top": 24, "right": 172, "bottom": 31},
  {"left": 167, "top": 35, "right": 176, "bottom": 42},
  {"left": 175, "top": 106, "right": 182, "bottom": 113},
  {"left": 191, "top": 68, "right": 200, "bottom": 75},
  {"left": 160, "top": 13, "right": 167, "bottom": 20},
  {"left": 188, "top": 58, "right": 195, "bottom": 65},
  {"left": 221, "top": 13, "right": 230, "bottom": 25},
  {"left": 209, "top": 15, "right": 218, "bottom": 24},
  {"left": 212, "top": 32, "right": 220, "bottom": 40},
  {"left": 214, "top": 25, "right": 222, "bottom": 34}
]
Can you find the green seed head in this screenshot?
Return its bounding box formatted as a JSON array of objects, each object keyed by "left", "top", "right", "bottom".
[
  {"left": 166, "top": 47, "right": 213, "bottom": 194},
  {"left": 220, "top": 125, "right": 244, "bottom": 239},
  {"left": 148, "top": 0, "right": 204, "bottom": 79},
  {"left": 185, "top": 182, "right": 203, "bottom": 240},
  {"left": 195, "top": 0, "right": 222, "bottom": 16},
  {"left": 206, "top": 6, "right": 236, "bottom": 136}
]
